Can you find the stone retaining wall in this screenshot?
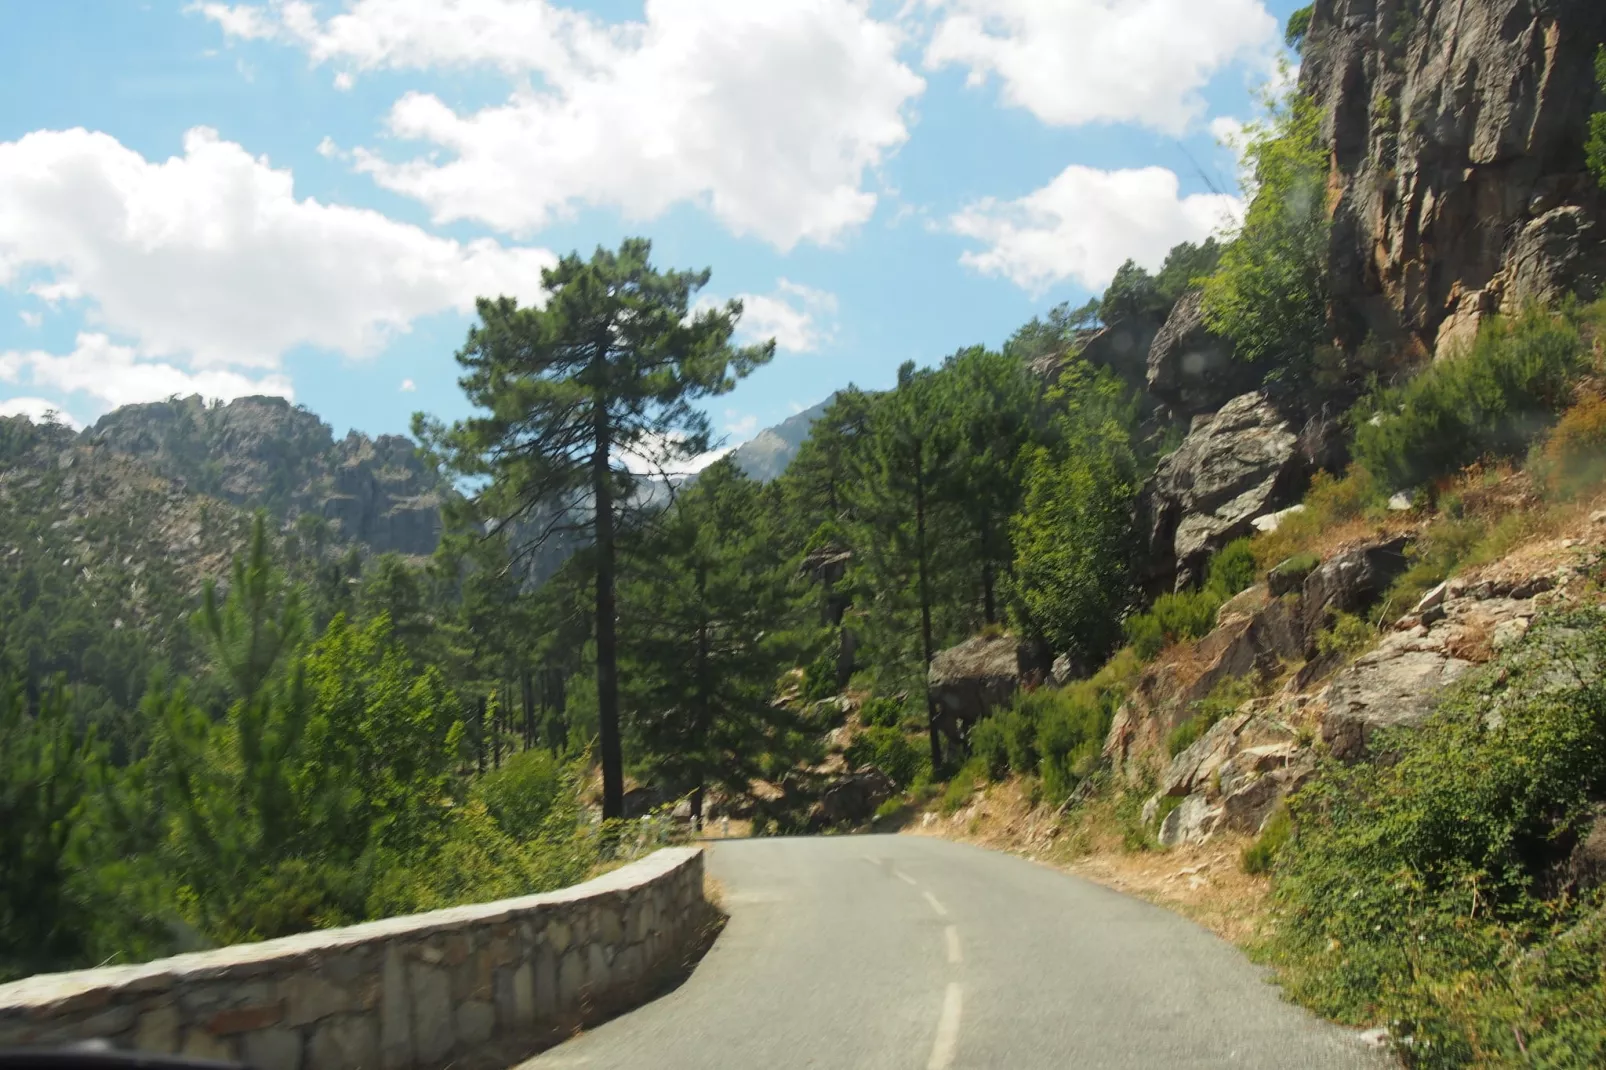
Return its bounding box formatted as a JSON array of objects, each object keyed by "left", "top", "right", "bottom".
[{"left": 0, "top": 847, "right": 708, "bottom": 1070}]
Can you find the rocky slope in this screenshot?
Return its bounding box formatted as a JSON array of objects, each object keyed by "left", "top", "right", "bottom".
[{"left": 1111, "top": 503, "right": 1602, "bottom": 849}]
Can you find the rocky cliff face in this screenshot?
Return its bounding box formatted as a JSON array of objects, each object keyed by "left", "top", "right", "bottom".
[
  {"left": 1304, "top": 0, "right": 1606, "bottom": 355},
  {"left": 87, "top": 395, "right": 445, "bottom": 558}
]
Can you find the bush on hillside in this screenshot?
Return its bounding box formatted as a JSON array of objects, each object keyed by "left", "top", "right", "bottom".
[
  {"left": 1534, "top": 391, "right": 1606, "bottom": 499},
  {"left": 1259, "top": 610, "right": 1606, "bottom": 1064},
  {"left": 472, "top": 748, "right": 576, "bottom": 841},
  {"left": 859, "top": 695, "right": 904, "bottom": 729},
  {"left": 967, "top": 655, "right": 1136, "bottom": 803},
  {"left": 845, "top": 727, "right": 927, "bottom": 789},
  {"left": 1352, "top": 308, "right": 1584, "bottom": 493},
  {"left": 1124, "top": 539, "right": 1260, "bottom": 661}
]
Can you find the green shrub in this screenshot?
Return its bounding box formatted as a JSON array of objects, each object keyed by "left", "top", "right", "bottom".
[
  {"left": 967, "top": 716, "right": 1011, "bottom": 780},
  {"left": 941, "top": 759, "right": 986, "bottom": 815},
  {"left": 801, "top": 649, "right": 840, "bottom": 702},
  {"left": 1259, "top": 610, "right": 1606, "bottom": 1060},
  {"left": 472, "top": 749, "right": 573, "bottom": 841},
  {"left": 858, "top": 695, "right": 903, "bottom": 729},
  {"left": 1251, "top": 467, "right": 1386, "bottom": 569},
  {"left": 1206, "top": 538, "right": 1259, "bottom": 598},
  {"left": 1125, "top": 540, "right": 1261, "bottom": 662},
  {"left": 1314, "top": 611, "right": 1377, "bottom": 660},
  {"left": 845, "top": 727, "right": 927, "bottom": 788},
  {"left": 1353, "top": 308, "right": 1585, "bottom": 492},
  {"left": 1124, "top": 588, "right": 1221, "bottom": 660},
  {"left": 1240, "top": 805, "right": 1292, "bottom": 875},
  {"left": 873, "top": 796, "right": 905, "bottom": 823},
  {"left": 1285, "top": 4, "right": 1313, "bottom": 51},
  {"left": 1377, "top": 515, "right": 1485, "bottom": 620}
]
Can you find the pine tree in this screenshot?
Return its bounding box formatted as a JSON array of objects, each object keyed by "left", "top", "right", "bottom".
[
  {"left": 420, "top": 238, "right": 773, "bottom": 819},
  {"left": 618, "top": 459, "right": 802, "bottom": 825},
  {"left": 849, "top": 362, "right": 961, "bottom": 770},
  {"left": 940, "top": 347, "right": 1039, "bottom": 625}
]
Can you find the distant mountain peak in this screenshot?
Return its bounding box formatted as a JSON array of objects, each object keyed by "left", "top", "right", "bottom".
[{"left": 728, "top": 396, "right": 835, "bottom": 482}]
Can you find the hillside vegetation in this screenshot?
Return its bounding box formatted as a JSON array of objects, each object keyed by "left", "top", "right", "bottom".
[{"left": 5, "top": 4, "right": 1606, "bottom": 1065}]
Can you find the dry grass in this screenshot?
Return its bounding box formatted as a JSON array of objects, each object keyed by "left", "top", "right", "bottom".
[{"left": 907, "top": 779, "right": 1274, "bottom": 947}]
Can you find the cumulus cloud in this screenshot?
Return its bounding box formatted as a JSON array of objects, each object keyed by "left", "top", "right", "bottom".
[
  {"left": 948, "top": 164, "right": 1243, "bottom": 293},
  {"left": 922, "top": 0, "right": 1278, "bottom": 133},
  {"left": 18, "top": 310, "right": 41, "bottom": 328},
  {"left": 202, "top": 0, "right": 925, "bottom": 249},
  {"left": 0, "top": 396, "right": 84, "bottom": 430},
  {"left": 400, "top": 378, "right": 416, "bottom": 392},
  {"left": 3, "top": 333, "right": 294, "bottom": 416},
  {"left": 0, "top": 126, "right": 555, "bottom": 371},
  {"left": 729, "top": 280, "right": 839, "bottom": 354},
  {"left": 725, "top": 411, "right": 760, "bottom": 438}
]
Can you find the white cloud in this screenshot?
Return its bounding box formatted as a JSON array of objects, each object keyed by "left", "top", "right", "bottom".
[
  {"left": 0, "top": 396, "right": 83, "bottom": 430},
  {"left": 400, "top": 378, "right": 416, "bottom": 392},
  {"left": 203, "top": 0, "right": 925, "bottom": 250},
  {"left": 725, "top": 280, "right": 839, "bottom": 354},
  {"left": 18, "top": 310, "right": 41, "bottom": 328},
  {"left": 333, "top": 71, "right": 355, "bottom": 90},
  {"left": 725, "top": 411, "right": 760, "bottom": 438},
  {"left": 949, "top": 164, "right": 1244, "bottom": 293},
  {"left": 0, "top": 126, "right": 556, "bottom": 371},
  {"left": 922, "top": 0, "right": 1278, "bottom": 134},
  {"left": 315, "top": 135, "right": 341, "bottom": 158},
  {"left": 3, "top": 333, "right": 294, "bottom": 415}
]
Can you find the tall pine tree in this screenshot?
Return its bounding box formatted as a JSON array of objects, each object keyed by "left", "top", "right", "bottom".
[
  {"left": 618, "top": 459, "right": 802, "bottom": 825},
  {"left": 419, "top": 239, "right": 772, "bottom": 818}
]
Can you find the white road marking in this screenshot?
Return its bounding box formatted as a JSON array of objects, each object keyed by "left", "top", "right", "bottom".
[
  {"left": 923, "top": 890, "right": 948, "bottom": 917},
  {"left": 927, "top": 982, "right": 963, "bottom": 1070},
  {"left": 896, "top": 870, "right": 919, "bottom": 887},
  {"left": 945, "top": 925, "right": 962, "bottom": 965}
]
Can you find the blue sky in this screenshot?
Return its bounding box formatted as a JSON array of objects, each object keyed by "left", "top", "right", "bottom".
[{"left": 0, "top": 0, "right": 1301, "bottom": 460}]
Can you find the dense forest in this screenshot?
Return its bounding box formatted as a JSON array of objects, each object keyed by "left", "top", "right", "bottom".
[{"left": 6, "top": 20, "right": 1606, "bottom": 1066}]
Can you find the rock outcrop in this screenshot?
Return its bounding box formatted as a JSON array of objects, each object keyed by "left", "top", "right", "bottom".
[
  {"left": 88, "top": 395, "right": 449, "bottom": 559},
  {"left": 1145, "top": 291, "right": 1256, "bottom": 417},
  {"left": 928, "top": 634, "right": 1022, "bottom": 744},
  {"left": 1141, "top": 392, "right": 1308, "bottom": 588},
  {"left": 1303, "top": 0, "right": 1606, "bottom": 354},
  {"left": 1298, "top": 535, "right": 1412, "bottom": 644}
]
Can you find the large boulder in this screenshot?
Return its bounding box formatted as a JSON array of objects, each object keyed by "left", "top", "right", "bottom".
[
  {"left": 809, "top": 768, "right": 896, "bottom": 829},
  {"left": 1079, "top": 318, "right": 1161, "bottom": 394},
  {"left": 929, "top": 634, "right": 1021, "bottom": 743},
  {"left": 1145, "top": 290, "right": 1258, "bottom": 417},
  {"left": 1504, "top": 206, "right": 1606, "bottom": 310},
  {"left": 1143, "top": 392, "right": 1306, "bottom": 588}
]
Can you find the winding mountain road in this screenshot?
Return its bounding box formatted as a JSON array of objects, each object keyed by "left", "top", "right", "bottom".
[{"left": 521, "top": 835, "right": 1391, "bottom": 1069}]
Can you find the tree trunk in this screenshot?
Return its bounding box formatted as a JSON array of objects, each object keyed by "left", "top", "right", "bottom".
[
  {"left": 916, "top": 462, "right": 942, "bottom": 772},
  {"left": 695, "top": 563, "right": 710, "bottom": 835},
  {"left": 475, "top": 695, "right": 487, "bottom": 775},
  {"left": 526, "top": 670, "right": 536, "bottom": 750},
  {"left": 593, "top": 400, "right": 625, "bottom": 820}
]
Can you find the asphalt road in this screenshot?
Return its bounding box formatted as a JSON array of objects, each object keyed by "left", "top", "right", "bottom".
[{"left": 520, "top": 835, "right": 1392, "bottom": 1070}]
